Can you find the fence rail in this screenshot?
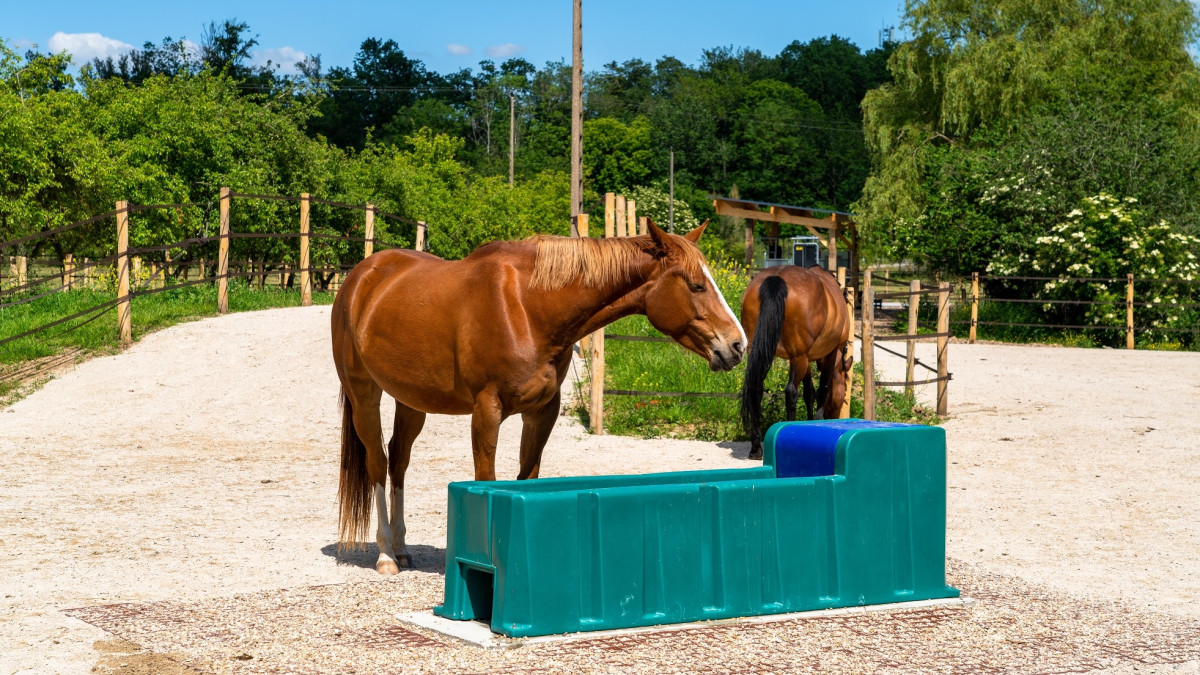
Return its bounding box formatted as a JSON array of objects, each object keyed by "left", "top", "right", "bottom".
[
  {"left": 0, "top": 188, "right": 433, "bottom": 361},
  {"left": 957, "top": 272, "right": 1199, "bottom": 348}
]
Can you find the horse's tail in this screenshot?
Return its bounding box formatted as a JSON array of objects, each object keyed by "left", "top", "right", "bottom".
[
  {"left": 740, "top": 275, "right": 788, "bottom": 441},
  {"left": 337, "top": 389, "right": 372, "bottom": 553}
]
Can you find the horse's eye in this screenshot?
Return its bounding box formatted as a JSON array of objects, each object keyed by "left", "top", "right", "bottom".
[{"left": 689, "top": 282, "right": 705, "bottom": 293}]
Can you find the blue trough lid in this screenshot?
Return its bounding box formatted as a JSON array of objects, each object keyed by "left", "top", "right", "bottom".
[{"left": 770, "top": 419, "right": 913, "bottom": 478}]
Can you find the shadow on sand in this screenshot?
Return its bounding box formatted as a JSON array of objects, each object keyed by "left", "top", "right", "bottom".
[
  {"left": 718, "top": 440, "right": 756, "bottom": 461},
  {"left": 320, "top": 543, "right": 446, "bottom": 574}
]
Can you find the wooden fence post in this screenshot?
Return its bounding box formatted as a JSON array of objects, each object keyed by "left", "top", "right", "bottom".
[
  {"left": 364, "top": 205, "right": 375, "bottom": 259},
  {"left": 937, "top": 282, "right": 950, "bottom": 416},
  {"left": 217, "top": 188, "right": 231, "bottom": 314},
  {"left": 615, "top": 194, "right": 627, "bottom": 237},
  {"left": 16, "top": 255, "right": 26, "bottom": 288},
  {"left": 638, "top": 216, "right": 648, "bottom": 236},
  {"left": 1126, "top": 273, "right": 1135, "bottom": 350},
  {"left": 415, "top": 221, "right": 427, "bottom": 253},
  {"left": 626, "top": 200, "right": 637, "bottom": 237},
  {"left": 841, "top": 280, "right": 855, "bottom": 419},
  {"left": 62, "top": 253, "right": 73, "bottom": 292},
  {"left": 970, "top": 272, "right": 979, "bottom": 344},
  {"left": 906, "top": 280, "right": 920, "bottom": 397},
  {"left": 836, "top": 266, "right": 846, "bottom": 290},
  {"left": 116, "top": 201, "right": 132, "bottom": 346},
  {"left": 830, "top": 213, "right": 840, "bottom": 269},
  {"left": 578, "top": 214, "right": 592, "bottom": 353},
  {"left": 862, "top": 270, "right": 875, "bottom": 420},
  {"left": 590, "top": 325, "right": 605, "bottom": 435},
  {"left": 744, "top": 221, "right": 755, "bottom": 267},
  {"left": 604, "top": 193, "right": 615, "bottom": 238},
  {"left": 299, "top": 193, "right": 312, "bottom": 307}
]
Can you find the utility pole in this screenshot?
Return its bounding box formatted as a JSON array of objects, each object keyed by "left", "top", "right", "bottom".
[
  {"left": 569, "top": 0, "right": 583, "bottom": 237},
  {"left": 509, "top": 95, "right": 515, "bottom": 187},
  {"left": 668, "top": 148, "right": 675, "bottom": 233}
]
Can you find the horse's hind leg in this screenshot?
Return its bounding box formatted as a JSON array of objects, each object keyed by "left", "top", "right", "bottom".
[
  {"left": 387, "top": 401, "right": 426, "bottom": 569},
  {"left": 788, "top": 356, "right": 813, "bottom": 420},
  {"left": 784, "top": 362, "right": 799, "bottom": 422},
  {"left": 342, "top": 379, "right": 402, "bottom": 574}
]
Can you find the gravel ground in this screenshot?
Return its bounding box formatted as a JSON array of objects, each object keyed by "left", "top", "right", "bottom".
[{"left": 1, "top": 305, "right": 1198, "bottom": 674}]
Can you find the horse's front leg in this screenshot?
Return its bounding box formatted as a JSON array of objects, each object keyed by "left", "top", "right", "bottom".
[
  {"left": 518, "top": 391, "right": 561, "bottom": 479},
  {"left": 470, "top": 391, "right": 504, "bottom": 481},
  {"left": 814, "top": 354, "right": 835, "bottom": 420}
]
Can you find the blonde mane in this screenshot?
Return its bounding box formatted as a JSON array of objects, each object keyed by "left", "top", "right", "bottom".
[{"left": 529, "top": 234, "right": 706, "bottom": 291}]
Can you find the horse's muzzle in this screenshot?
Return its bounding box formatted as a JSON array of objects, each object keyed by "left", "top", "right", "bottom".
[{"left": 709, "top": 342, "right": 744, "bottom": 371}]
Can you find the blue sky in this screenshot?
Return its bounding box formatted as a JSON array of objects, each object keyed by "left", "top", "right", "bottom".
[{"left": 3, "top": 0, "right": 906, "bottom": 75}]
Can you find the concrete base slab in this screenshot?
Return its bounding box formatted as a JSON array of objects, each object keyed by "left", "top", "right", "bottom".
[{"left": 397, "top": 596, "right": 977, "bottom": 650}]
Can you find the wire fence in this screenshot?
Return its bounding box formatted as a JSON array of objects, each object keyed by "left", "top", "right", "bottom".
[
  {"left": 936, "top": 273, "right": 1200, "bottom": 346},
  {"left": 0, "top": 190, "right": 434, "bottom": 374}
]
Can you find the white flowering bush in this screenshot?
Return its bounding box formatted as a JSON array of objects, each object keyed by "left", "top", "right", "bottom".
[
  {"left": 988, "top": 194, "right": 1200, "bottom": 333},
  {"left": 628, "top": 185, "right": 701, "bottom": 235}
]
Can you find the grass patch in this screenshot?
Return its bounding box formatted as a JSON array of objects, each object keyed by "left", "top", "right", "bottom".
[
  {"left": 575, "top": 313, "right": 938, "bottom": 442},
  {"left": 0, "top": 284, "right": 334, "bottom": 398}
]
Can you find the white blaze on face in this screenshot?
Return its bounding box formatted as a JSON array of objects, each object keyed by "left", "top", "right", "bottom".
[{"left": 703, "top": 264, "right": 747, "bottom": 348}]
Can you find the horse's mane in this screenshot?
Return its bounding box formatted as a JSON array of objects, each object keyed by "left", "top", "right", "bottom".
[{"left": 529, "top": 234, "right": 706, "bottom": 291}]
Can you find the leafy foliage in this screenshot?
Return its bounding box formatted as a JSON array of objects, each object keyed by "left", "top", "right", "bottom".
[
  {"left": 859, "top": 0, "right": 1200, "bottom": 271},
  {"left": 987, "top": 194, "right": 1200, "bottom": 333}
]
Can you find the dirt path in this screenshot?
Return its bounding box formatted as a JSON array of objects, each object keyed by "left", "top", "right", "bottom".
[{"left": 1, "top": 306, "right": 1198, "bottom": 673}]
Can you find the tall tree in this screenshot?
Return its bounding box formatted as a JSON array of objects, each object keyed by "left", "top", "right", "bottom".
[{"left": 858, "top": 0, "right": 1200, "bottom": 262}]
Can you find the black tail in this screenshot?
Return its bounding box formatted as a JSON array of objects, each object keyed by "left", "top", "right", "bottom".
[
  {"left": 740, "top": 276, "right": 788, "bottom": 456},
  {"left": 337, "top": 390, "right": 372, "bottom": 553}
]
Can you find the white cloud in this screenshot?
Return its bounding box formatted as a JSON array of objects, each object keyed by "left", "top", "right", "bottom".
[
  {"left": 485, "top": 43, "right": 525, "bottom": 59},
  {"left": 446, "top": 43, "right": 472, "bottom": 56},
  {"left": 46, "top": 32, "right": 133, "bottom": 63},
  {"left": 252, "top": 46, "right": 306, "bottom": 74},
  {"left": 181, "top": 39, "right": 202, "bottom": 58}
]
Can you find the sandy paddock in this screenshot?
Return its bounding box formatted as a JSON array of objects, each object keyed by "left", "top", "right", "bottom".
[{"left": 1, "top": 305, "right": 1199, "bottom": 674}]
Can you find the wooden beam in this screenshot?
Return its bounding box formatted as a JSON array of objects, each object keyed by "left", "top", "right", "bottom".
[
  {"left": 770, "top": 206, "right": 828, "bottom": 246},
  {"left": 714, "top": 200, "right": 838, "bottom": 230}
]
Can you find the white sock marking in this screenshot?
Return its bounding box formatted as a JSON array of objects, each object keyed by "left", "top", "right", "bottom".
[
  {"left": 375, "top": 484, "right": 397, "bottom": 566},
  {"left": 389, "top": 487, "right": 408, "bottom": 559}
]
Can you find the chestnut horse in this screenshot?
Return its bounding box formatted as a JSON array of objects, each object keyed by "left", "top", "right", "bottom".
[
  {"left": 739, "top": 265, "right": 853, "bottom": 459},
  {"left": 332, "top": 222, "right": 746, "bottom": 573}
]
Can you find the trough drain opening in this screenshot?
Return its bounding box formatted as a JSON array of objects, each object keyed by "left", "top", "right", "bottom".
[{"left": 461, "top": 564, "right": 495, "bottom": 624}]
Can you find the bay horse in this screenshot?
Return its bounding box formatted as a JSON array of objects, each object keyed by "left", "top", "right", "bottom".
[
  {"left": 739, "top": 265, "right": 853, "bottom": 459},
  {"left": 331, "top": 221, "right": 746, "bottom": 574}
]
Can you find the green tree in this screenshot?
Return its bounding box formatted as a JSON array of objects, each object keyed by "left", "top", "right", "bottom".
[
  {"left": 859, "top": 0, "right": 1200, "bottom": 266},
  {"left": 583, "top": 116, "right": 653, "bottom": 194},
  {"left": 732, "top": 80, "right": 825, "bottom": 207}
]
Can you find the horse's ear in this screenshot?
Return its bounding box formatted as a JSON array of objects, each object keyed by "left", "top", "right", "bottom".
[
  {"left": 684, "top": 219, "right": 709, "bottom": 243},
  {"left": 647, "top": 219, "right": 674, "bottom": 256}
]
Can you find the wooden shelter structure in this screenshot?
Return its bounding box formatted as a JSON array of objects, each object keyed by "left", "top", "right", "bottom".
[{"left": 712, "top": 196, "right": 859, "bottom": 292}]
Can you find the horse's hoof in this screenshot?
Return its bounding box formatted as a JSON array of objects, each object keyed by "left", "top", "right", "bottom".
[
  {"left": 376, "top": 560, "right": 400, "bottom": 575},
  {"left": 397, "top": 554, "right": 413, "bottom": 569},
  {"left": 748, "top": 449, "right": 764, "bottom": 461}
]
